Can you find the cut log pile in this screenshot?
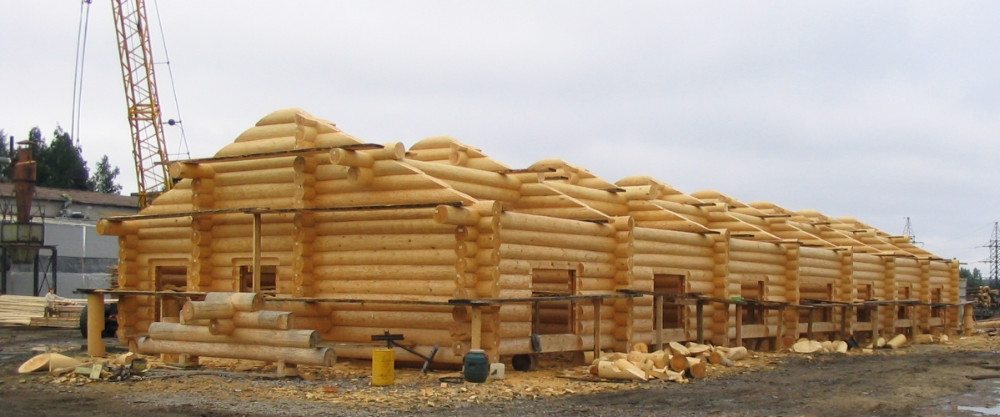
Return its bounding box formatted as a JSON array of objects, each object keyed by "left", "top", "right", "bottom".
[
  {"left": 589, "top": 341, "right": 749, "bottom": 383},
  {"left": 136, "top": 292, "right": 336, "bottom": 369},
  {"left": 977, "top": 286, "right": 997, "bottom": 308},
  {"left": 789, "top": 333, "right": 948, "bottom": 354},
  {"left": 0, "top": 294, "right": 84, "bottom": 327}
]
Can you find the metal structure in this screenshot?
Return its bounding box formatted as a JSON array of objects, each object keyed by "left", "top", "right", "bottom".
[
  {"left": 111, "top": 0, "right": 172, "bottom": 208},
  {"left": 989, "top": 222, "right": 999, "bottom": 286}
]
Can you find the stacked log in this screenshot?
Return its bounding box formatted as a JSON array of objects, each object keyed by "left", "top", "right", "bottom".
[{"left": 137, "top": 292, "right": 335, "bottom": 368}]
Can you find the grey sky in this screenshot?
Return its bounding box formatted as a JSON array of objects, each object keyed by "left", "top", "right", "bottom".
[{"left": 2, "top": 1, "right": 998, "bottom": 268}]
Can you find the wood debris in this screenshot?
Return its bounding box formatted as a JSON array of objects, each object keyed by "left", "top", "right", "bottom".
[{"left": 589, "top": 341, "right": 749, "bottom": 383}]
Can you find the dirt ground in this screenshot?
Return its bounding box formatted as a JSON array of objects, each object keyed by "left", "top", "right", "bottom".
[{"left": 3, "top": 326, "right": 1000, "bottom": 416}]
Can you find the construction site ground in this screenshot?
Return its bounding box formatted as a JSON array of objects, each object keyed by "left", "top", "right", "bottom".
[{"left": 3, "top": 326, "right": 1000, "bottom": 416}]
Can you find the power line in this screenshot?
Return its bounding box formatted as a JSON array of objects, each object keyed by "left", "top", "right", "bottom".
[{"left": 70, "top": 0, "right": 93, "bottom": 145}]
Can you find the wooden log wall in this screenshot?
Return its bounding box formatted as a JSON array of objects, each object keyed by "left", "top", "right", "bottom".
[
  {"left": 100, "top": 108, "right": 964, "bottom": 366},
  {"left": 632, "top": 227, "right": 717, "bottom": 343},
  {"left": 797, "top": 246, "right": 844, "bottom": 333},
  {"left": 728, "top": 238, "right": 787, "bottom": 341},
  {"left": 491, "top": 211, "right": 621, "bottom": 356},
  {"left": 780, "top": 242, "right": 800, "bottom": 345}
]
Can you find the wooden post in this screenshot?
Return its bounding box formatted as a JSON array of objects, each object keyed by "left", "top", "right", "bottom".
[
  {"left": 963, "top": 304, "right": 975, "bottom": 335},
  {"left": 471, "top": 306, "right": 483, "bottom": 350},
  {"left": 654, "top": 294, "right": 663, "bottom": 351},
  {"left": 807, "top": 307, "right": 816, "bottom": 340},
  {"left": 531, "top": 300, "right": 541, "bottom": 337},
  {"left": 86, "top": 293, "right": 106, "bottom": 357},
  {"left": 774, "top": 306, "right": 784, "bottom": 352},
  {"left": 696, "top": 299, "right": 705, "bottom": 344},
  {"left": 592, "top": 297, "right": 602, "bottom": 356},
  {"left": 735, "top": 302, "right": 743, "bottom": 347},
  {"left": 253, "top": 212, "right": 262, "bottom": 292},
  {"left": 871, "top": 305, "right": 880, "bottom": 341},
  {"left": 840, "top": 304, "right": 850, "bottom": 340}
]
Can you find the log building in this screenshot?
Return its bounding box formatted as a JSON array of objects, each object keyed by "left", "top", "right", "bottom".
[{"left": 96, "top": 109, "right": 964, "bottom": 368}]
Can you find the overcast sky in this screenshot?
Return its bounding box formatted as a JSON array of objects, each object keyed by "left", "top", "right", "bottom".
[{"left": 2, "top": 1, "right": 998, "bottom": 268}]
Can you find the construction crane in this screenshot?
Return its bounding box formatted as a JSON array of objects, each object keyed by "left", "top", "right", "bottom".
[{"left": 110, "top": 0, "right": 172, "bottom": 208}]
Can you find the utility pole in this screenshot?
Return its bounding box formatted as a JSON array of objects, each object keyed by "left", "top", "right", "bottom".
[
  {"left": 902, "top": 217, "right": 922, "bottom": 245},
  {"left": 990, "top": 222, "right": 1000, "bottom": 287}
]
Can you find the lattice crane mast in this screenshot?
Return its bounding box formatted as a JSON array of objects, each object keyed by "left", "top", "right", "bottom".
[{"left": 110, "top": 0, "right": 172, "bottom": 208}]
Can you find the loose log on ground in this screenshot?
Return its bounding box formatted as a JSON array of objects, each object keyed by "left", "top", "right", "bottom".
[
  {"left": 885, "top": 334, "right": 907, "bottom": 349},
  {"left": 148, "top": 322, "right": 320, "bottom": 348},
  {"left": 726, "top": 346, "right": 750, "bottom": 361},
  {"left": 137, "top": 337, "right": 335, "bottom": 366},
  {"left": 181, "top": 301, "right": 235, "bottom": 322}
]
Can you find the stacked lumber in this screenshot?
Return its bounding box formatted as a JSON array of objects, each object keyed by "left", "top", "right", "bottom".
[
  {"left": 0, "top": 295, "right": 84, "bottom": 326},
  {"left": 137, "top": 292, "right": 335, "bottom": 368},
  {"left": 589, "top": 341, "right": 750, "bottom": 383}
]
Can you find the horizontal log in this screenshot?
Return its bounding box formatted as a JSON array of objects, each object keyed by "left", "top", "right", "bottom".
[
  {"left": 632, "top": 253, "right": 715, "bottom": 270},
  {"left": 181, "top": 301, "right": 235, "bottom": 322},
  {"left": 330, "top": 310, "right": 455, "bottom": 329},
  {"left": 496, "top": 212, "right": 616, "bottom": 237},
  {"left": 311, "top": 233, "right": 456, "bottom": 251},
  {"left": 404, "top": 159, "right": 521, "bottom": 190},
  {"left": 231, "top": 311, "right": 292, "bottom": 330},
  {"left": 324, "top": 326, "right": 452, "bottom": 346},
  {"left": 313, "top": 188, "right": 470, "bottom": 208},
  {"left": 314, "top": 219, "right": 454, "bottom": 235},
  {"left": 148, "top": 322, "right": 319, "bottom": 348},
  {"left": 499, "top": 243, "right": 616, "bottom": 264},
  {"left": 729, "top": 239, "right": 785, "bottom": 255},
  {"left": 498, "top": 229, "right": 617, "bottom": 253},
  {"left": 729, "top": 260, "right": 787, "bottom": 276},
  {"left": 204, "top": 292, "right": 264, "bottom": 312},
  {"left": 314, "top": 279, "right": 457, "bottom": 296},
  {"left": 136, "top": 337, "right": 335, "bottom": 366},
  {"left": 311, "top": 249, "right": 456, "bottom": 266}
]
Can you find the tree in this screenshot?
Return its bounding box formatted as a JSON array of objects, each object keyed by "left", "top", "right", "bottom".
[
  {"left": 961, "top": 267, "right": 984, "bottom": 288},
  {"left": 88, "top": 155, "right": 122, "bottom": 194},
  {"left": 2, "top": 126, "right": 93, "bottom": 191},
  {"left": 36, "top": 127, "right": 90, "bottom": 190}
]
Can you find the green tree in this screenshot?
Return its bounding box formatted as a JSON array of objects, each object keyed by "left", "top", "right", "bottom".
[
  {"left": 4, "top": 127, "right": 93, "bottom": 191},
  {"left": 37, "top": 127, "right": 89, "bottom": 190},
  {"left": 961, "top": 267, "right": 984, "bottom": 288},
  {"left": 88, "top": 155, "right": 122, "bottom": 194}
]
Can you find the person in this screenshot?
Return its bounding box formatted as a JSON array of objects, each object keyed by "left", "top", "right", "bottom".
[{"left": 44, "top": 288, "right": 63, "bottom": 317}]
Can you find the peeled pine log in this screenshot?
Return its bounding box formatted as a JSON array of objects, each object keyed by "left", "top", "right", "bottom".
[
  {"left": 834, "top": 340, "right": 849, "bottom": 353},
  {"left": 149, "top": 322, "right": 319, "bottom": 348},
  {"left": 668, "top": 353, "right": 690, "bottom": 373},
  {"left": 137, "top": 337, "right": 335, "bottom": 366},
  {"left": 209, "top": 319, "right": 236, "bottom": 335},
  {"left": 708, "top": 350, "right": 725, "bottom": 365},
  {"left": 686, "top": 357, "right": 707, "bottom": 379},
  {"left": 885, "top": 334, "right": 907, "bottom": 349},
  {"left": 595, "top": 360, "right": 646, "bottom": 381},
  {"left": 792, "top": 340, "right": 823, "bottom": 353},
  {"left": 231, "top": 311, "right": 293, "bottom": 330},
  {"left": 686, "top": 342, "right": 712, "bottom": 356},
  {"left": 204, "top": 292, "right": 264, "bottom": 312},
  {"left": 181, "top": 301, "right": 235, "bottom": 322},
  {"left": 726, "top": 346, "right": 749, "bottom": 361},
  {"left": 668, "top": 342, "right": 690, "bottom": 357}
]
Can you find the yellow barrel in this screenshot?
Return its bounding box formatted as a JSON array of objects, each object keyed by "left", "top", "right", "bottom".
[{"left": 371, "top": 348, "right": 394, "bottom": 386}]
